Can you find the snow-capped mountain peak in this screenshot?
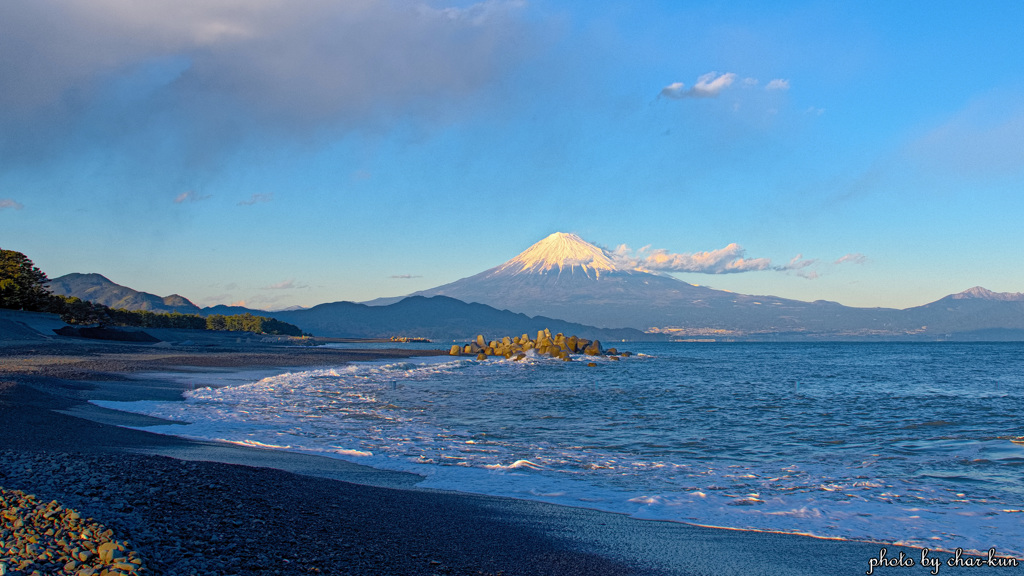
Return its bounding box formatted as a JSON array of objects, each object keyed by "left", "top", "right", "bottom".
[{"left": 494, "top": 232, "right": 620, "bottom": 277}]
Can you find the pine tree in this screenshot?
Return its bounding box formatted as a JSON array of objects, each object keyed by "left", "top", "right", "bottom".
[{"left": 0, "top": 249, "right": 54, "bottom": 311}]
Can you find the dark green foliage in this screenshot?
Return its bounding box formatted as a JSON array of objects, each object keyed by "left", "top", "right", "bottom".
[
  {"left": 54, "top": 297, "right": 301, "bottom": 334},
  {"left": 0, "top": 248, "right": 56, "bottom": 311},
  {"left": 209, "top": 313, "right": 303, "bottom": 336},
  {"left": 1, "top": 249, "right": 304, "bottom": 336},
  {"left": 55, "top": 295, "right": 302, "bottom": 335},
  {"left": 58, "top": 296, "right": 109, "bottom": 325},
  {"left": 206, "top": 314, "right": 228, "bottom": 331},
  {"left": 106, "top": 308, "right": 207, "bottom": 330}
]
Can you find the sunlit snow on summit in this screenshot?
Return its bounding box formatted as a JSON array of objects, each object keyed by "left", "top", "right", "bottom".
[{"left": 494, "top": 232, "right": 619, "bottom": 278}]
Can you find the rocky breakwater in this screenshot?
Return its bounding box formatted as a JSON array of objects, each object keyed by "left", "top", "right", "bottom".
[
  {"left": 448, "top": 329, "right": 632, "bottom": 363},
  {"left": 0, "top": 487, "right": 146, "bottom": 576}
]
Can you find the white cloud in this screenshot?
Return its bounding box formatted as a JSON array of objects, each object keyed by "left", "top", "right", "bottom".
[
  {"left": 238, "top": 193, "right": 273, "bottom": 206},
  {"left": 781, "top": 254, "right": 819, "bottom": 278},
  {"left": 835, "top": 253, "right": 867, "bottom": 265},
  {"left": 660, "top": 72, "right": 737, "bottom": 100},
  {"left": 613, "top": 242, "right": 772, "bottom": 274},
  {"left": 693, "top": 72, "right": 738, "bottom": 97},
  {"left": 765, "top": 79, "right": 790, "bottom": 91},
  {"left": 0, "top": 198, "right": 24, "bottom": 210},
  {"left": 390, "top": 274, "right": 423, "bottom": 279},
  {"left": 174, "top": 190, "right": 211, "bottom": 203},
  {"left": 783, "top": 254, "right": 816, "bottom": 270},
  {"left": 0, "top": 0, "right": 533, "bottom": 162},
  {"left": 659, "top": 82, "right": 686, "bottom": 99},
  {"left": 612, "top": 243, "right": 836, "bottom": 279}
]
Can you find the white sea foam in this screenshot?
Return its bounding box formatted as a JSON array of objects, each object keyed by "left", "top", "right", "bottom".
[{"left": 94, "top": 344, "right": 1024, "bottom": 557}]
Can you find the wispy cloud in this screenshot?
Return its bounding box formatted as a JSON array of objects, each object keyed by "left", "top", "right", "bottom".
[
  {"left": 262, "top": 279, "right": 306, "bottom": 290},
  {"left": 831, "top": 98, "right": 1024, "bottom": 205},
  {"left": 660, "top": 73, "right": 791, "bottom": 101},
  {"left": 230, "top": 294, "right": 292, "bottom": 309},
  {"left": 238, "top": 193, "right": 273, "bottom": 206},
  {"left": 199, "top": 294, "right": 233, "bottom": 306},
  {"left": 835, "top": 253, "right": 867, "bottom": 265},
  {"left": 0, "top": 198, "right": 24, "bottom": 211},
  {"left": 783, "top": 254, "right": 819, "bottom": 278},
  {"left": 174, "top": 190, "right": 211, "bottom": 204},
  {"left": 904, "top": 100, "right": 1024, "bottom": 180},
  {"left": 390, "top": 274, "right": 422, "bottom": 279},
  {"left": 660, "top": 72, "right": 737, "bottom": 100}
]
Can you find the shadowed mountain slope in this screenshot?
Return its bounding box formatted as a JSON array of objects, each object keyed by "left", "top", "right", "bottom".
[
  {"left": 50, "top": 273, "right": 201, "bottom": 314},
  {"left": 269, "top": 296, "right": 656, "bottom": 341}
]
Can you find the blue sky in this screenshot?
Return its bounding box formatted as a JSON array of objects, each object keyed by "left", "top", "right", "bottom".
[{"left": 2, "top": 1, "right": 1023, "bottom": 310}]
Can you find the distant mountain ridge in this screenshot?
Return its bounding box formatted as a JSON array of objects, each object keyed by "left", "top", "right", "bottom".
[
  {"left": 900, "top": 287, "right": 1024, "bottom": 335},
  {"left": 950, "top": 286, "right": 1024, "bottom": 301},
  {"left": 48, "top": 273, "right": 657, "bottom": 341},
  {"left": 49, "top": 273, "right": 202, "bottom": 314},
  {"left": 50, "top": 236, "right": 1024, "bottom": 340}
]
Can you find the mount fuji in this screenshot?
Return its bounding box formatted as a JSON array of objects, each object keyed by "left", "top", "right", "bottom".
[{"left": 367, "top": 232, "right": 902, "bottom": 336}]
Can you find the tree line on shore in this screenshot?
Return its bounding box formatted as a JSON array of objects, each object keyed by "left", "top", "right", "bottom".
[{"left": 1, "top": 248, "right": 304, "bottom": 336}]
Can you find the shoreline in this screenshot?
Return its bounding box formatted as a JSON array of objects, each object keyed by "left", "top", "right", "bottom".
[{"left": 1, "top": 335, "right": 1017, "bottom": 574}]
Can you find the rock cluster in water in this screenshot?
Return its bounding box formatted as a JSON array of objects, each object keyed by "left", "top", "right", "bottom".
[
  {"left": 0, "top": 487, "right": 146, "bottom": 576},
  {"left": 448, "top": 329, "right": 631, "bottom": 362}
]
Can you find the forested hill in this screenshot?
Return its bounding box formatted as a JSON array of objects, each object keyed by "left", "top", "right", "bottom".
[
  {"left": 3, "top": 251, "right": 303, "bottom": 337},
  {"left": 49, "top": 273, "right": 202, "bottom": 314}
]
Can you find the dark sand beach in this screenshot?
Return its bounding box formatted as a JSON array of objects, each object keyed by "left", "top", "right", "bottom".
[{"left": 1, "top": 314, "right": 1010, "bottom": 575}]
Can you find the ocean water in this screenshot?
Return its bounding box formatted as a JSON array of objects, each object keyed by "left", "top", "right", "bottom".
[{"left": 96, "top": 342, "right": 1024, "bottom": 555}]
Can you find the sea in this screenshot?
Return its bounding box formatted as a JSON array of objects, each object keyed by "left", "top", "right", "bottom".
[{"left": 95, "top": 342, "right": 1024, "bottom": 556}]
